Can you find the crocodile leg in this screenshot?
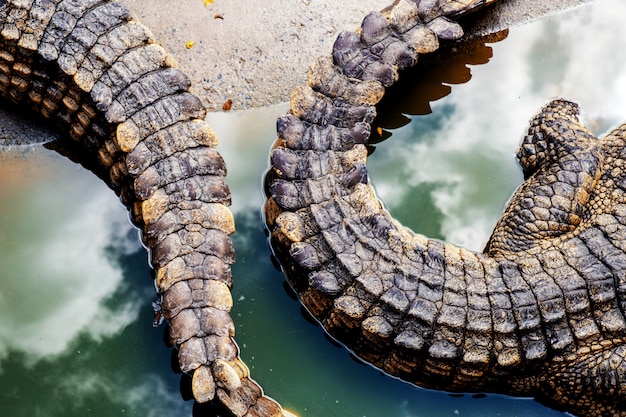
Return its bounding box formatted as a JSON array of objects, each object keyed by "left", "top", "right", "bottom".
[
  {"left": 539, "top": 344, "right": 626, "bottom": 416},
  {"left": 0, "top": 1, "right": 291, "bottom": 415},
  {"left": 485, "top": 99, "right": 604, "bottom": 253}
]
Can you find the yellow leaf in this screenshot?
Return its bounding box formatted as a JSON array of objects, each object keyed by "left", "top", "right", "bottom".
[
  {"left": 185, "top": 41, "right": 195, "bottom": 49},
  {"left": 203, "top": 0, "right": 214, "bottom": 5}
]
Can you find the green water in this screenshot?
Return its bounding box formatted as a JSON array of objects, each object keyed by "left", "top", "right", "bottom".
[
  {"left": 0, "top": 150, "right": 189, "bottom": 417},
  {"left": 1, "top": 1, "right": 626, "bottom": 416}
]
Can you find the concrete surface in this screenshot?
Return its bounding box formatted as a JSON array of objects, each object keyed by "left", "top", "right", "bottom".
[
  {"left": 124, "top": 0, "right": 594, "bottom": 111},
  {"left": 0, "top": 0, "right": 596, "bottom": 147}
]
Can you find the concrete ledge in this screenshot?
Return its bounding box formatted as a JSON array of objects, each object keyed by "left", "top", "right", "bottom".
[
  {"left": 0, "top": 0, "right": 596, "bottom": 146},
  {"left": 124, "top": 0, "right": 594, "bottom": 111}
]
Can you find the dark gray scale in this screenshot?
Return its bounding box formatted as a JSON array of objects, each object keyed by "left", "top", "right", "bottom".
[
  {"left": 270, "top": 147, "right": 335, "bottom": 180},
  {"left": 269, "top": 180, "right": 309, "bottom": 211},
  {"left": 126, "top": 119, "right": 217, "bottom": 176},
  {"left": 270, "top": 174, "right": 348, "bottom": 211},
  {"left": 557, "top": 236, "right": 603, "bottom": 342},
  {"left": 307, "top": 56, "right": 385, "bottom": 106},
  {"left": 277, "top": 113, "right": 370, "bottom": 151},
  {"left": 361, "top": 11, "right": 418, "bottom": 71},
  {"left": 523, "top": 254, "right": 575, "bottom": 353},
  {"left": 395, "top": 241, "right": 446, "bottom": 357},
  {"left": 428, "top": 244, "right": 468, "bottom": 365},
  {"left": 308, "top": 269, "right": 344, "bottom": 298},
  {"left": 393, "top": 267, "right": 424, "bottom": 305},
  {"left": 162, "top": 175, "right": 231, "bottom": 205},
  {"left": 178, "top": 335, "right": 238, "bottom": 373},
  {"left": 8, "top": 0, "right": 57, "bottom": 53},
  {"left": 568, "top": 232, "right": 617, "bottom": 310},
  {"left": 319, "top": 220, "right": 359, "bottom": 259},
  {"left": 270, "top": 146, "right": 366, "bottom": 183},
  {"left": 330, "top": 19, "right": 398, "bottom": 88},
  {"left": 392, "top": 269, "right": 431, "bottom": 362},
  {"left": 482, "top": 259, "right": 520, "bottom": 370},
  {"left": 37, "top": 1, "right": 107, "bottom": 63},
  {"left": 320, "top": 267, "right": 400, "bottom": 365},
  {"left": 331, "top": 30, "right": 364, "bottom": 78},
  {"left": 299, "top": 272, "right": 341, "bottom": 318},
  {"left": 577, "top": 227, "right": 626, "bottom": 335},
  {"left": 122, "top": 93, "right": 205, "bottom": 141},
  {"left": 290, "top": 84, "right": 377, "bottom": 129},
  {"left": 56, "top": 1, "right": 132, "bottom": 81},
  {"left": 343, "top": 213, "right": 395, "bottom": 255},
  {"left": 364, "top": 286, "right": 410, "bottom": 342},
  {"left": 133, "top": 147, "right": 225, "bottom": 200},
  {"left": 168, "top": 306, "right": 235, "bottom": 347},
  {"left": 373, "top": 32, "right": 418, "bottom": 71},
  {"left": 517, "top": 257, "right": 562, "bottom": 361},
  {"left": 89, "top": 43, "right": 171, "bottom": 112},
  {"left": 356, "top": 12, "right": 401, "bottom": 86},
  {"left": 74, "top": 16, "right": 152, "bottom": 93},
  {"left": 105, "top": 68, "right": 192, "bottom": 124},
  {"left": 288, "top": 235, "right": 331, "bottom": 271},
  {"left": 611, "top": 204, "right": 626, "bottom": 237},
  {"left": 151, "top": 228, "right": 234, "bottom": 269},
  {"left": 500, "top": 260, "right": 542, "bottom": 336},
  {"left": 359, "top": 260, "right": 406, "bottom": 324},
  {"left": 461, "top": 251, "right": 493, "bottom": 372}
]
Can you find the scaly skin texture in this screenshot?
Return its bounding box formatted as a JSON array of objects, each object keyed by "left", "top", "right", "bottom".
[
  {"left": 0, "top": 0, "right": 292, "bottom": 416},
  {"left": 265, "top": 1, "right": 626, "bottom": 416},
  {"left": 2, "top": 0, "right": 621, "bottom": 416}
]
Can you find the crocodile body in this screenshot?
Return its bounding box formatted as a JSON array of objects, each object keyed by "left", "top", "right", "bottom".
[{"left": 264, "top": 1, "right": 626, "bottom": 417}]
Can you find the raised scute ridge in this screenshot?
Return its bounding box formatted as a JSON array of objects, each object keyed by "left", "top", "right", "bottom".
[
  {"left": 265, "top": 0, "right": 626, "bottom": 416},
  {"left": 0, "top": 0, "right": 291, "bottom": 415}
]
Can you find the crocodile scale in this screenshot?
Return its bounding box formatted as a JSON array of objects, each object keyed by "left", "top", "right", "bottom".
[
  {"left": 0, "top": 0, "right": 622, "bottom": 416},
  {"left": 264, "top": 1, "right": 626, "bottom": 417},
  {"left": 0, "top": 0, "right": 290, "bottom": 415}
]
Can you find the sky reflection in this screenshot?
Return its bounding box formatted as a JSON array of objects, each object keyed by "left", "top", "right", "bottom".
[
  {"left": 0, "top": 150, "right": 188, "bottom": 417},
  {"left": 0, "top": 151, "right": 142, "bottom": 366},
  {"left": 369, "top": 0, "right": 626, "bottom": 251}
]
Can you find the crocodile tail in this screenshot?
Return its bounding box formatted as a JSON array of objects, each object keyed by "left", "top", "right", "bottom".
[
  {"left": 263, "top": 0, "right": 533, "bottom": 391},
  {"left": 0, "top": 0, "right": 289, "bottom": 415}
]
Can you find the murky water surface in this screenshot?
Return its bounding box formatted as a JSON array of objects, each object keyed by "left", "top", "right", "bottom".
[{"left": 1, "top": 1, "right": 625, "bottom": 416}]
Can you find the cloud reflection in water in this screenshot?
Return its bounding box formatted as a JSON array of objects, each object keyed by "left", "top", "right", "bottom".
[
  {"left": 0, "top": 153, "right": 141, "bottom": 367},
  {"left": 370, "top": 1, "right": 626, "bottom": 251}
]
